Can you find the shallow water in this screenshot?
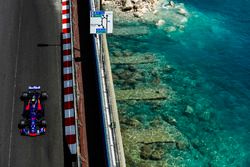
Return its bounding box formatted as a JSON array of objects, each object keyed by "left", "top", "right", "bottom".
[{"left": 108, "top": 0, "right": 250, "bottom": 166}]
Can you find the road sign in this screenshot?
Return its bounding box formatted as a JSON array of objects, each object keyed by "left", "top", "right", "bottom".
[{"left": 90, "top": 11, "right": 113, "bottom": 34}]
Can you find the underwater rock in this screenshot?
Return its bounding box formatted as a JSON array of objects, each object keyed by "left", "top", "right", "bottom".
[
  {"left": 112, "top": 74, "right": 119, "bottom": 81},
  {"left": 165, "top": 26, "right": 177, "bottom": 33},
  {"left": 162, "top": 115, "right": 177, "bottom": 126},
  {"left": 162, "top": 65, "right": 176, "bottom": 73},
  {"left": 122, "top": 123, "right": 191, "bottom": 166},
  {"left": 176, "top": 141, "right": 189, "bottom": 150},
  {"left": 140, "top": 145, "right": 153, "bottom": 159},
  {"left": 112, "top": 50, "right": 123, "bottom": 57},
  {"left": 149, "top": 117, "right": 163, "bottom": 127},
  {"left": 151, "top": 149, "right": 165, "bottom": 160},
  {"left": 118, "top": 70, "right": 132, "bottom": 80},
  {"left": 126, "top": 118, "right": 142, "bottom": 127},
  {"left": 156, "top": 19, "right": 165, "bottom": 26},
  {"left": 199, "top": 111, "right": 211, "bottom": 121},
  {"left": 177, "top": 8, "right": 188, "bottom": 16},
  {"left": 184, "top": 105, "right": 194, "bottom": 116},
  {"left": 131, "top": 72, "right": 144, "bottom": 81},
  {"left": 128, "top": 65, "right": 137, "bottom": 72},
  {"left": 115, "top": 88, "right": 168, "bottom": 101},
  {"left": 152, "top": 76, "right": 161, "bottom": 85},
  {"left": 124, "top": 78, "right": 137, "bottom": 85},
  {"left": 123, "top": 50, "right": 133, "bottom": 57},
  {"left": 151, "top": 68, "right": 159, "bottom": 77}
]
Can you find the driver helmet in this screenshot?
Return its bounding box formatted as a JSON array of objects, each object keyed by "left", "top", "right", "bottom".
[{"left": 31, "top": 96, "right": 36, "bottom": 104}]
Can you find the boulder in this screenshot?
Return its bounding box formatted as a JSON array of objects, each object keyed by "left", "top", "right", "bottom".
[
  {"left": 176, "top": 141, "right": 189, "bottom": 150},
  {"left": 156, "top": 19, "right": 165, "bottom": 26},
  {"left": 177, "top": 8, "right": 188, "bottom": 16},
  {"left": 140, "top": 145, "right": 153, "bottom": 159},
  {"left": 133, "top": 12, "right": 143, "bottom": 18},
  {"left": 123, "top": 0, "right": 133, "bottom": 11},
  {"left": 162, "top": 115, "right": 177, "bottom": 126},
  {"left": 184, "top": 105, "right": 194, "bottom": 116},
  {"left": 151, "top": 149, "right": 164, "bottom": 160}
]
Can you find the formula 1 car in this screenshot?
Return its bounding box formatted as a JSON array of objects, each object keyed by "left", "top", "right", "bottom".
[{"left": 18, "top": 86, "right": 48, "bottom": 137}]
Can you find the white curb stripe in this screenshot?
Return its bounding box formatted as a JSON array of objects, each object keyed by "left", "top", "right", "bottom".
[
  {"left": 64, "top": 80, "right": 73, "bottom": 88},
  {"left": 65, "top": 108, "right": 75, "bottom": 118},
  {"left": 63, "top": 43, "right": 71, "bottom": 50},
  {"left": 69, "top": 143, "right": 77, "bottom": 154},
  {"left": 62, "top": 23, "right": 70, "bottom": 29},
  {"left": 62, "top": 5, "right": 70, "bottom": 10},
  {"left": 62, "top": 13, "right": 70, "bottom": 19},
  {"left": 63, "top": 55, "right": 72, "bottom": 62},
  {"left": 62, "top": 33, "right": 71, "bottom": 39},
  {"left": 63, "top": 67, "right": 72, "bottom": 75},
  {"left": 65, "top": 125, "right": 76, "bottom": 135},
  {"left": 64, "top": 94, "right": 74, "bottom": 102}
]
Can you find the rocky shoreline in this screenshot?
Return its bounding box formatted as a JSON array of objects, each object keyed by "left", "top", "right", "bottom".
[{"left": 103, "top": 0, "right": 189, "bottom": 35}]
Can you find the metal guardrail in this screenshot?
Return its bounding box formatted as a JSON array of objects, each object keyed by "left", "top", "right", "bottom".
[{"left": 90, "top": 0, "right": 126, "bottom": 166}]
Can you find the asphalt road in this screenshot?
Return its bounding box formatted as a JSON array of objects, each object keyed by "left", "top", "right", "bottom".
[{"left": 0, "top": 0, "right": 64, "bottom": 166}]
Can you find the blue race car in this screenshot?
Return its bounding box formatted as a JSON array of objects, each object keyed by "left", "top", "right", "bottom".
[{"left": 18, "top": 86, "right": 48, "bottom": 137}]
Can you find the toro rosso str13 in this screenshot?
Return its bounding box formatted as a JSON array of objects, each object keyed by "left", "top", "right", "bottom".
[{"left": 18, "top": 86, "right": 48, "bottom": 137}]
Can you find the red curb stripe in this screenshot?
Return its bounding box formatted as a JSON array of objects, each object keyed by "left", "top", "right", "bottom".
[
  {"left": 64, "top": 101, "right": 74, "bottom": 110},
  {"left": 63, "top": 61, "right": 72, "bottom": 67},
  {"left": 63, "top": 38, "right": 71, "bottom": 44},
  {"left": 65, "top": 117, "right": 75, "bottom": 126},
  {"left": 64, "top": 87, "right": 73, "bottom": 95},
  {"left": 63, "top": 50, "right": 72, "bottom": 55},
  {"left": 62, "top": 1, "right": 69, "bottom": 6},
  {"left": 62, "top": 9, "right": 70, "bottom": 14},
  {"left": 63, "top": 73, "right": 73, "bottom": 81},
  {"left": 62, "top": 18, "right": 70, "bottom": 24},
  {"left": 66, "top": 135, "right": 77, "bottom": 144},
  {"left": 62, "top": 28, "right": 71, "bottom": 33}
]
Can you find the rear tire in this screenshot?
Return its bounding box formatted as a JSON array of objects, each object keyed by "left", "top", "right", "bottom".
[
  {"left": 18, "top": 119, "right": 26, "bottom": 129},
  {"left": 20, "top": 92, "right": 28, "bottom": 101},
  {"left": 41, "top": 91, "right": 48, "bottom": 100},
  {"left": 40, "top": 119, "right": 47, "bottom": 128}
]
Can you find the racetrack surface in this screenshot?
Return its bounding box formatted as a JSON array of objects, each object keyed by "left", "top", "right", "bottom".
[{"left": 0, "top": 0, "right": 64, "bottom": 166}]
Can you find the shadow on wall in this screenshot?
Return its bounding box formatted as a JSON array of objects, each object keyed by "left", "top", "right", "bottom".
[{"left": 77, "top": 0, "right": 109, "bottom": 167}]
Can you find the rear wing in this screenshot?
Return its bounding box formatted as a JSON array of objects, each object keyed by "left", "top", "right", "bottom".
[{"left": 28, "top": 86, "right": 41, "bottom": 90}]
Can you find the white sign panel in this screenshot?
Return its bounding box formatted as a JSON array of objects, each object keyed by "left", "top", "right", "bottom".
[{"left": 90, "top": 11, "right": 113, "bottom": 34}]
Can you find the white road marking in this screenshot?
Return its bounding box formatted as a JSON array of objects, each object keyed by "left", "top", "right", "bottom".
[{"left": 8, "top": 0, "right": 23, "bottom": 167}]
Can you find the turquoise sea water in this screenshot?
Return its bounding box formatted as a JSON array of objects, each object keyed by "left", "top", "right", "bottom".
[{"left": 108, "top": 0, "right": 250, "bottom": 166}]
